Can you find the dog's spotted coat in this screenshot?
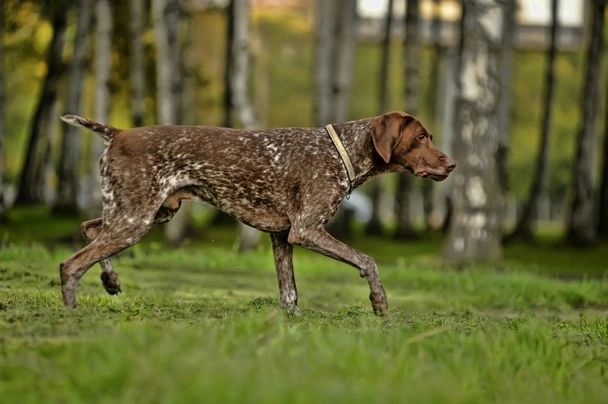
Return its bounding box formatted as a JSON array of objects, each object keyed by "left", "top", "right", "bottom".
[{"left": 60, "top": 111, "right": 456, "bottom": 314}]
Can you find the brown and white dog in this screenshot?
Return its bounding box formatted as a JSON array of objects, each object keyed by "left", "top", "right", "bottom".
[{"left": 59, "top": 111, "right": 455, "bottom": 314}]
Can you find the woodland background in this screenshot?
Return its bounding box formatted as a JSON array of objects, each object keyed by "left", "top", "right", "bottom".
[{"left": 0, "top": 0, "right": 607, "bottom": 258}]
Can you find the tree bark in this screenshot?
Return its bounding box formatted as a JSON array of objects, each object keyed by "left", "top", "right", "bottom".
[
  {"left": 314, "top": 0, "right": 337, "bottom": 126},
  {"left": 366, "top": 0, "right": 395, "bottom": 236},
  {"left": 15, "top": 1, "right": 68, "bottom": 206},
  {"left": 153, "top": 0, "right": 190, "bottom": 245},
  {"left": 53, "top": 0, "right": 93, "bottom": 215},
  {"left": 223, "top": 0, "right": 235, "bottom": 128},
  {"left": 130, "top": 0, "right": 145, "bottom": 127},
  {"left": 331, "top": 0, "right": 356, "bottom": 123},
  {"left": 508, "top": 0, "right": 557, "bottom": 242},
  {"left": 496, "top": 0, "right": 517, "bottom": 197},
  {"left": 0, "top": 1, "right": 6, "bottom": 221},
  {"left": 566, "top": 0, "right": 605, "bottom": 246},
  {"left": 394, "top": 0, "right": 420, "bottom": 240},
  {"left": 153, "top": 0, "right": 180, "bottom": 125},
  {"left": 598, "top": 73, "right": 608, "bottom": 239},
  {"left": 231, "top": 0, "right": 257, "bottom": 131},
  {"left": 87, "top": 0, "right": 113, "bottom": 216},
  {"left": 443, "top": 0, "right": 506, "bottom": 261},
  {"left": 314, "top": 0, "right": 356, "bottom": 126},
  {"left": 227, "top": 0, "right": 263, "bottom": 252}
]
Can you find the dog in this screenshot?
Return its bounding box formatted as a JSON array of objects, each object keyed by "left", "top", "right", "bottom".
[{"left": 59, "top": 111, "right": 455, "bottom": 315}]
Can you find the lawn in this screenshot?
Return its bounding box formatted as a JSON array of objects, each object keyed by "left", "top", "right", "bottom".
[{"left": 1, "top": 211, "right": 608, "bottom": 403}]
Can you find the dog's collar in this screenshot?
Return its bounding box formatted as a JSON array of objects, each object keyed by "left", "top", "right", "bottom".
[{"left": 325, "top": 124, "right": 355, "bottom": 196}]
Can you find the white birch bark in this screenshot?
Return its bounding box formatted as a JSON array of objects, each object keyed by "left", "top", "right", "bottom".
[
  {"left": 444, "top": 0, "right": 506, "bottom": 260},
  {"left": 54, "top": 0, "right": 93, "bottom": 214},
  {"left": 88, "top": 0, "right": 113, "bottom": 215}
]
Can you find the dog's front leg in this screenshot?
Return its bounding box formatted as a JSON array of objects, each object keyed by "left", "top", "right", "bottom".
[
  {"left": 288, "top": 226, "right": 388, "bottom": 316},
  {"left": 270, "top": 231, "right": 300, "bottom": 315}
]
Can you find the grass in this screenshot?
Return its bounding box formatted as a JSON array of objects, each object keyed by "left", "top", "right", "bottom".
[{"left": 1, "top": 210, "right": 608, "bottom": 403}]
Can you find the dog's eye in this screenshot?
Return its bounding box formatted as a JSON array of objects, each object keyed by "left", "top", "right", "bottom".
[{"left": 417, "top": 134, "right": 426, "bottom": 141}]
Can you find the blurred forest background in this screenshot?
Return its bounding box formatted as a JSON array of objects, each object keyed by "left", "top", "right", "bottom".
[{"left": 0, "top": 0, "right": 606, "bottom": 260}]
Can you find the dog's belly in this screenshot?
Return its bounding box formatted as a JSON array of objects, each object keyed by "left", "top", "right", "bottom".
[{"left": 183, "top": 184, "right": 291, "bottom": 233}]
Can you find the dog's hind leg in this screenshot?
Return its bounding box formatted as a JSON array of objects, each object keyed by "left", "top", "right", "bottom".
[
  {"left": 270, "top": 231, "right": 299, "bottom": 315},
  {"left": 61, "top": 215, "right": 155, "bottom": 308},
  {"left": 81, "top": 218, "right": 121, "bottom": 295}
]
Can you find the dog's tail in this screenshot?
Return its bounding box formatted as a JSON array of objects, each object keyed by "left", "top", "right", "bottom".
[{"left": 60, "top": 114, "right": 121, "bottom": 142}]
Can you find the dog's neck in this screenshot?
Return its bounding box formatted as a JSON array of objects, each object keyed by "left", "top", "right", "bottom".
[{"left": 332, "top": 118, "right": 390, "bottom": 189}]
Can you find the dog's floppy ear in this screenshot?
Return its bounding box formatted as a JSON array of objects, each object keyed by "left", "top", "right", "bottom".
[{"left": 371, "top": 112, "right": 412, "bottom": 164}]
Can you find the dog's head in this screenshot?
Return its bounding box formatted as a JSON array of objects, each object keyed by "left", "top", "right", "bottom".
[{"left": 371, "top": 111, "right": 456, "bottom": 181}]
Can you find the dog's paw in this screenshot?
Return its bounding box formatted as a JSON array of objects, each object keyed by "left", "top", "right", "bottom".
[
  {"left": 370, "top": 292, "right": 388, "bottom": 316},
  {"left": 100, "top": 272, "right": 122, "bottom": 295}
]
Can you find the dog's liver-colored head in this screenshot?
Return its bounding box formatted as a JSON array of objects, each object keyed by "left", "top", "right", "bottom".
[{"left": 371, "top": 111, "right": 456, "bottom": 181}]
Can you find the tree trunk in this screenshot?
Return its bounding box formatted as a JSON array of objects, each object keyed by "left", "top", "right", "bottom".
[
  {"left": 153, "top": 0, "right": 190, "bottom": 245},
  {"left": 312, "top": 0, "right": 357, "bottom": 239},
  {"left": 0, "top": 1, "right": 6, "bottom": 221},
  {"left": 314, "top": 0, "right": 356, "bottom": 125},
  {"left": 15, "top": 1, "right": 68, "bottom": 206},
  {"left": 566, "top": 0, "right": 605, "bottom": 246},
  {"left": 228, "top": 0, "right": 262, "bottom": 252},
  {"left": 223, "top": 0, "right": 235, "bottom": 128},
  {"left": 420, "top": 0, "right": 438, "bottom": 232},
  {"left": 496, "top": 0, "right": 517, "bottom": 197},
  {"left": 211, "top": 1, "right": 238, "bottom": 226},
  {"left": 53, "top": 0, "right": 93, "bottom": 215},
  {"left": 598, "top": 75, "right": 608, "bottom": 239},
  {"left": 508, "top": 0, "right": 558, "bottom": 242},
  {"left": 440, "top": 1, "right": 467, "bottom": 233},
  {"left": 394, "top": 0, "right": 420, "bottom": 240},
  {"left": 423, "top": 0, "right": 445, "bottom": 227},
  {"left": 153, "top": 0, "right": 180, "bottom": 125},
  {"left": 130, "top": 0, "right": 145, "bottom": 127},
  {"left": 366, "top": 0, "right": 395, "bottom": 236},
  {"left": 313, "top": 0, "right": 337, "bottom": 126},
  {"left": 331, "top": 0, "right": 356, "bottom": 123},
  {"left": 443, "top": 0, "right": 506, "bottom": 261},
  {"left": 86, "top": 0, "right": 113, "bottom": 216},
  {"left": 231, "top": 0, "right": 257, "bottom": 130},
  {"left": 43, "top": 99, "right": 60, "bottom": 204}
]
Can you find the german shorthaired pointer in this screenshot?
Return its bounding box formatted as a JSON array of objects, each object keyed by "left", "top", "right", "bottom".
[{"left": 59, "top": 111, "right": 455, "bottom": 315}]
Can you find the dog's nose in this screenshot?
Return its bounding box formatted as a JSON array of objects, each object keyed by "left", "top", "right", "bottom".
[{"left": 446, "top": 160, "right": 457, "bottom": 172}]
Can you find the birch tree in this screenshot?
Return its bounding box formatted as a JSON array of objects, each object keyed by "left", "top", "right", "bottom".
[
  {"left": 394, "top": 0, "right": 420, "bottom": 240},
  {"left": 331, "top": 0, "right": 357, "bottom": 123},
  {"left": 314, "top": 0, "right": 336, "bottom": 126},
  {"left": 496, "top": 0, "right": 516, "bottom": 195},
  {"left": 566, "top": 0, "right": 605, "bottom": 246},
  {"left": 53, "top": 0, "right": 93, "bottom": 215},
  {"left": 130, "top": 0, "right": 146, "bottom": 127},
  {"left": 0, "top": 1, "right": 6, "bottom": 221},
  {"left": 598, "top": 77, "right": 608, "bottom": 239},
  {"left": 153, "top": 0, "right": 180, "bottom": 125},
  {"left": 444, "top": 0, "right": 507, "bottom": 260},
  {"left": 16, "top": 0, "right": 69, "bottom": 206},
  {"left": 153, "top": 0, "right": 191, "bottom": 245},
  {"left": 314, "top": 0, "right": 357, "bottom": 238},
  {"left": 314, "top": 0, "right": 356, "bottom": 126},
  {"left": 366, "top": 0, "right": 395, "bottom": 236},
  {"left": 223, "top": 0, "right": 235, "bottom": 128},
  {"left": 87, "top": 0, "right": 113, "bottom": 215},
  {"left": 509, "top": 0, "right": 558, "bottom": 241}
]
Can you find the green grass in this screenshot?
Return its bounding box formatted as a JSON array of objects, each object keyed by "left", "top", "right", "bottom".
[{"left": 1, "top": 217, "right": 608, "bottom": 404}]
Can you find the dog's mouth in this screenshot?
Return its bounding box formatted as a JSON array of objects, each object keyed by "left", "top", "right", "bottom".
[{"left": 415, "top": 170, "right": 449, "bottom": 182}]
